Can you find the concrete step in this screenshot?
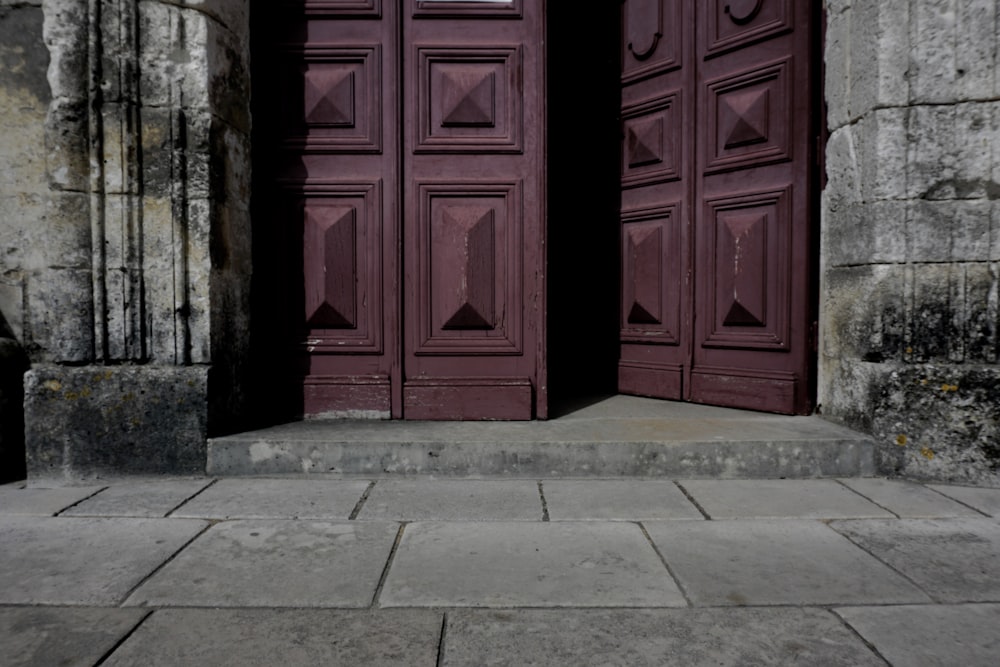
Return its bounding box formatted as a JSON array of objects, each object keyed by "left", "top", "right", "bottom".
[{"left": 208, "top": 396, "right": 876, "bottom": 478}]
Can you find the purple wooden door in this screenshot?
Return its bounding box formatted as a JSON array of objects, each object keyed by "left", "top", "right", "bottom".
[
  {"left": 619, "top": 0, "right": 816, "bottom": 414},
  {"left": 271, "top": 0, "right": 545, "bottom": 420},
  {"left": 401, "top": 0, "right": 545, "bottom": 419}
]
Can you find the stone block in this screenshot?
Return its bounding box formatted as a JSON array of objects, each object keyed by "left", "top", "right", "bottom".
[
  {"left": 821, "top": 361, "right": 1000, "bottom": 486},
  {"left": 171, "top": 478, "right": 369, "bottom": 520},
  {"left": 910, "top": 263, "right": 962, "bottom": 362},
  {"left": 25, "top": 364, "right": 209, "bottom": 479},
  {"left": 356, "top": 480, "right": 542, "bottom": 521},
  {"left": 859, "top": 108, "right": 908, "bottom": 201},
  {"left": 910, "top": 0, "right": 997, "bottom": 104},
  {"left": 928, "top": 485, "right": 1000, "bottom": 516},
  {"left": 678, "top": 479, "right": 893, "bottom": 519},
  {"left": 138, "top": 2, "right": 210, "bottom": 110},
  {"left": 822, "top": 125, "right": 862, "bottom": 211},
  {"left": 908, "top": 102, "right": 993, "bottom": 200},
  {"left": 541, "top": 479, "right": 703, "bottom": 521},
  {"left": 824, "top": 200, "right": 907, "bottom": 266},
  {"left": 0, "top": 515, "right": 207, "bottom": 605},
  {"left": 0, "top": 607, "right": 147, "bottom": 667},
  {"left": 103, "top": 609, "right": 441, "bottom": 667},
  {"left": 125, "top": 520, "right": 399, "bottom": 607},
  {"left": 836, "top": 604, "right": 1000, "bottom": 667},
  {"left": 62, "top": 478, "right": 213, "bottom": 517},
  {"left": 964, "top": 263, "right": 997, "bottom": 363},
  {"left": 26, "top": 267, "right": 93, "bottom": 362},
  {"left": 175, "top": 0, "right": 249, "bottom": 35},
  {"left": 838, "top": 478, "right": 984, "bottom": 518},
  {"left": 381, "top": 521, "right": 686, "bottom": 607},
  {"left": 823, "top": 0, "right": 850, "bottom": 130},
  {"left": 645, "top": 520, "right": 930, "bottom": 606},
  {"left": 832, "top": 518, "right": 1000, "bottom": 602},
  {"left": 0, "top": 279, "right": 24, "bottom": 342},
  {"left": 444, "top": 609, "right": 883, "bottom": 666},
  {"left": 907, "top": 200, "right": 991, "bottom": 262},
  {"left": 848, "top": 0, "right": 910, "bottom": 118},
  {"left": 822, "top": 265, "right": 906, "bottom": 363}
]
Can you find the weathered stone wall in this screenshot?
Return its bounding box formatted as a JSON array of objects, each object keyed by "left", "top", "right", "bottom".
[
  {"left": 0, "top": 0, "right": 47, "bottom": 480},
  {"left": 0, "top": 0, "right": 252, "bottom": 479},
  {"left": 822, "top": 0, "right": 1000, "bottom": 485}
]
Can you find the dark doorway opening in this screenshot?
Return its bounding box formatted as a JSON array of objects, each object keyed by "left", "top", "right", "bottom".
[{"left": 545, "top": 4, "right": 622, "bottom": 417}]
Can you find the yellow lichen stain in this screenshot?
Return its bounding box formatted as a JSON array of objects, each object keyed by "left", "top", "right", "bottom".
[
  {"left": 43, "top": 380, "right": 62, "bottom": 392},
  {"left": 896, "top": 434, "right": 908, "bottom": 446},
  {"left": 920, "top": 447, "right": 935, "bottom": 460},
  {"left": 940, "top": 384, "right": 959, "bottom": 392},
  {"left": 64, "top": 391, "right": 79, "bottom": 400},
  {"left": 906, "top": 347, "right": 913, "bottom": 354},
  {"left": 80, "top": 387, "right": 91, "bottom": 398},
  {"left": 121, "top": 393, "right": 135, "bottom": 402},
  {"left": 920, "top": 379, "right": 928, "bottom": 386},
  {"left": 92, "top": 370, "right": 113, "bottom": 382}
]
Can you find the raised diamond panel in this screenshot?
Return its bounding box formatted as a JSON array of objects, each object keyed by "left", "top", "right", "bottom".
[
  {"left": 441, "top": 69, "right": 496, "bottom": 127},
  {"left": 281, "top": 46, "right": 381, "bottom": 153},
  {"left": 703, "top": 186, "right": 791, "bottom": 349},
  {"left": 705, "top": 57, "right": 790, "bottom": 173},
  {"left": 416, "top": 182, "right": 521, "bottom": 355},
  {"left": 705, "top": 0, "right": 793, "bottom": 57},
  {"left": 417, "top": 47, "right": 521, "bottom": 153},
  {"left": 621, "top": 204, "right": 681, "bottom": 344},
  {"left": 622, "top": 91, "right": 681, "bottom": 188},
  {"left": 625, "top": 225, "right": 663, "bottom": 325},
  {"left": 304, "top": 205, "right": 357, "bottom": 327},
  {"left": 438, "top": 206, "right": 496, "bottom": 329},
  {"left": 286, "top": 181, "right": 383, "bottom": 353},
  {"left": 622, "top": 0, "right": 682, "bottom": 83}
]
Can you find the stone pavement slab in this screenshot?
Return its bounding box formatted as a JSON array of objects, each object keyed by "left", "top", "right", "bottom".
[
  {"left": 0, "top": 516, "right": 207, "bottom": 605},
  {"left": 541, "top": 480, "right": 703, "bottom": 520},
  {"left": 357, "top": 480, "right": 542, "bottom": 521},
  {"left": 380, "top": 522, "right": 685, "bottom": 607},
  {"left": 835, "top": 604, "right": 1000, "bottom": 667},
  {"left": 831, "top": 518, "right": 1000, "bottom": 602},
  {"left": 126, "top": 520, "right": 399, "bottom": 608},
  {"left": 442, "top": 608, "right": 883, "bottom": 666},
  {"left": 678, "top": 479, "right": 894, "bottom": 519},
  {"left": 928, "top": 484, "right": 1000, "bottom": 517},
  {"left": 0, "top": 607, "right": 147, "bottom": 667},
  {"left": 838, "top": 478, "right": 984, "bottom": 518},
  {"left": 0, "top": 484, "right": 103, "bottom": 516},
  {"left": 644, "top": 520, "right": 931, "bottom": 606},
  {"left": 102, "top": 609, "right": 442, "bottom": 666},
  {"left": 61, "top": 479, "right": 212, "bottom": 517},
  {"left": 169, "top": 478, "right": 370, "bottom": 519}
]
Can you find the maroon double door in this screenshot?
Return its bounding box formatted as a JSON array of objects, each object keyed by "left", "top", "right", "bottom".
[{"left": 268, "top": 0, "right": 816, "bottom": 419}]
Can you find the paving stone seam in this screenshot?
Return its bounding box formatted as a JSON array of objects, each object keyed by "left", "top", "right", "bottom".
[
  {"left": 828, "top": 607, "right": 895, "bottom": 666},
  {"left": 162, "top": 478, "right": 219, "bottom": 518},
  {"left": 823, "top": 520, "right": 945, "bottom": 604},
  {"left": 672, "top": 481, "right": 712, "bottom": 519},
  {"left": 924, "top": 486, "right": 994, "bottom": 517},
  {"left": 92, "top": 609, "right": 154, "bottom": 667},
  {"left": 435, "top": 611, "right": 448, "bottom": 667},
  {"left": 536, "top": 481, "right": 550, "bottom": 521},
  {"left": 52, "top": 485, "right": 109, "bottom": 517},
  {"left": 831, "top": 478, "right": 904, "bottom": 519},
  {"left": 636, "top": 521, "right": 694, "bottom": 608},
  {"left": 348, "top": 481, "right": 377, "bottom": 520},
  {"left": 117, "top": 521, "right": 215, "bottom": 607},
  {"left": 371, "top": 523, "right": 407, "bottom": 608}
]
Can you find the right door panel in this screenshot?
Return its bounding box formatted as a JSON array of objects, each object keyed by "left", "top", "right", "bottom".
[{"left": 619, "top": 0, "right": 815, "bottom": 414}]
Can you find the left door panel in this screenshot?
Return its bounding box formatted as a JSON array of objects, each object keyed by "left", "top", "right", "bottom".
[{"left": 271, "top": 1, "right": 400, "bottom": 417}]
